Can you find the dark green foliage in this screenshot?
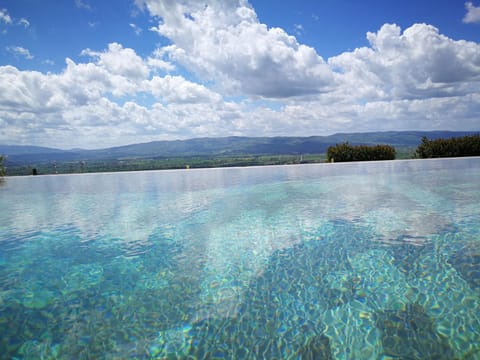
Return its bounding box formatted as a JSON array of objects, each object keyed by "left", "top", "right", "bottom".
[
  {"left": 327, "top": 143, "right": 396, "bottom": 162},
  {"left": 416, "top": 134, "right": 480, "bottom": 158},
  {"left": 0, "top": 155, "right": 5, "bottom": 177}
]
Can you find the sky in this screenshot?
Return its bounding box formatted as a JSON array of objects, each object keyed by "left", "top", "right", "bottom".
[{"left": 0, "top": 0, "right": 479, "bottom": 149}]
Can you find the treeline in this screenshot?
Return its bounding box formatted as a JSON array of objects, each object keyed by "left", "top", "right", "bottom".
[
  {"left": 0, "top": 155, "right": 5, "bottom": 177},
  {"left": 2, "top": 134, "right": 479, "bottom": 175},
  {"left": 327, "top": 143, "right": 396, "bottom": 162},
  {"left": 4, "top": 154, "right": 328, "bottom": 176},
  {"left": 416, "top": 134, "right": 480, "bottom": 158},
  {"left": 326, "top": 134, "right": 480, "bottom": 162}
]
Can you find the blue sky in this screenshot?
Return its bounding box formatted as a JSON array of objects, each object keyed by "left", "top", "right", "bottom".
[{"left": 0, "top": 0, "right": 479, "bottom": 148}]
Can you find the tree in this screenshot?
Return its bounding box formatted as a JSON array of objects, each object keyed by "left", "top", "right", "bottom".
[
  {"left": 415, "top": 134, "right": 480, "bottom": 158},
  {"left": 327, "top": 143, "right": 396, "bottom": 162},
  {"left": 0, "top": 155, "right": 5, "bottom": 177}
]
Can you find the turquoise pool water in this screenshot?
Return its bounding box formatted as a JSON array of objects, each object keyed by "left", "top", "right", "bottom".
[{"left": 0, "top": 158, "right": 479, "bottom": 359}]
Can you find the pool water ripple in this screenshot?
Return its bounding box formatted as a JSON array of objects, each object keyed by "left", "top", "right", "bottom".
[{"left": 0, "top": 158, "right": 479, "bottom": 359}]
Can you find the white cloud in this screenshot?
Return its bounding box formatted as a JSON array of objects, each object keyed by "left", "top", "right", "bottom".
[
  {"left": 0, "top": 8, "right": 12, "bottom": 24},
  {"left": 463, "top": 2, "right": 480, "bottom": 23},
  {"left": 0, "top": 10, "right": 30, "bottom": 29},
  {"left": 0, "top": 66, "right": 66, "bottom": 113},
  {"left": 293, "top": 24, "right": 304, "bottom": 36},
  {"left": 147, "top": 75, "right": 222, "bottom": 104},
  {"left": 147, "top": 48, "right": 176, "bottom": 72},
  {"left": 18, "top": 18, "right": 30, "bottom": 28},
  {"left": 80, "top": 42, "right": 149, "bottom": 96},
  {"left": 75, "top": 0, "right": 92, "bottom": 11},
  {"left": 0, "top": 43, "right": 239, "bottom": 148},
  {"left": 7, "top": 46, "right": 34, "bottom": 59},
  {"left": 1, "top": 2, "right": 480, "bottom": 149},
  {"left": 139, "top": 0, "right": 335, "bottom": 98},
  {"left": 130, "top": 23, "right": 142, "bottom": 35},
  {"left": 329, "top": 23, "right": 480, "bottom": 101}
]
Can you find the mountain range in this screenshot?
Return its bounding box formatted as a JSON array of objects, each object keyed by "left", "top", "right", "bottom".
[{"left": 1, "top": 131, "right": 478, "bottom": 167}]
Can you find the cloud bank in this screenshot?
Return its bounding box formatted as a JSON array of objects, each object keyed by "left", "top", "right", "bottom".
[{"left": 1, "top": 0, "right": 479, "bottom": 148}]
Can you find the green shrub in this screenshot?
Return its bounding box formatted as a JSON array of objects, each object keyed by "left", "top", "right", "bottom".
[
  {"left": 327, "top": 143, "right": 396, "bottom": 162},
  {"left": 416, "top": 134, "right": 480, "bottom": 158},
  {"left": 0, "top": 155, "right": 5, "bottom": 177}
]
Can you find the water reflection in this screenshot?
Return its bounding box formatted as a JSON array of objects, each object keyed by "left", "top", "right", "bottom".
[{"left": 0, "top": 158, "right": 479, "bottom": 358}]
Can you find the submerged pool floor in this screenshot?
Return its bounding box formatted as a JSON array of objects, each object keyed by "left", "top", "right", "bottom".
[{"left": 0, "top": 159, "right": 479, "bottom": 359}]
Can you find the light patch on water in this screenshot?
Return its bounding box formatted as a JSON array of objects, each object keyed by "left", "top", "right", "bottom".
[{"left": 0, "top": 159, "right": 479, "bottom": 358}]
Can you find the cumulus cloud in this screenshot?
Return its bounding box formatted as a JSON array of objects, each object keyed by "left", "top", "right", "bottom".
[
  {"left": 138, "top": 0, "right": 335, "bottom": 98},
  {"left": 79, "top": 43, "right": 150, "bottom": 97},
  {"left": 0, "top": 66, "right": 69, "bottom": 113},
  {"left": 0, "top": 42, "right": 236, "bottom": 147},
  {"left": 330, "top": 23, "right": 480, "bottom": 100},
  {"left": 147, "top": 75, "right": 222, "bottom": 104},
  {"left": 1, "top": 1, "right": 480, "bottom": 149},
  {"left": 463, "top": 2, "right": 480, "bottom": 23},
  {"left": 81, "top": 43, "right": 149, "bottom": 79},
  {"left": 147, "top": 48, "right": 176, "bottom": 72}
]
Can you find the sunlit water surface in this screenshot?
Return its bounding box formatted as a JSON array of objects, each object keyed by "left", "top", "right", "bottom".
[{"left": 0, "top": 158, "right": 479, "bottom": 359}]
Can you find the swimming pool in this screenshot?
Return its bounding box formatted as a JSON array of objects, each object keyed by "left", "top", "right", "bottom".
[{"left": 1, "top": 158, "right": 479, "bottom": 359}]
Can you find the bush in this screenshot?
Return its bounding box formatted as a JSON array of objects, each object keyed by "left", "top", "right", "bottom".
[
  {"left": 416, "top": 134, "right": 480, "bottom": 158},
  {"left": 327, "top": 143, "right": 396, "bottom": 162},
  {"left": 0, "top": 155, "right": 5, "bottom": 177}
]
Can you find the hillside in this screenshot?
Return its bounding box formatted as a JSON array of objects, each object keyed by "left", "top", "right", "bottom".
[{"left": 1, "top": 130, "right": 478, "bottom": 175}]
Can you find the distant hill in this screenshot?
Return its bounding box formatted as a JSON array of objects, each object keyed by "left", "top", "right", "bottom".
[
  {"left": 0, "top": 145, "right": 84, "bottom": 165},
  {"left": 1, "top": 131, "right": 478, "bottom": 167}
]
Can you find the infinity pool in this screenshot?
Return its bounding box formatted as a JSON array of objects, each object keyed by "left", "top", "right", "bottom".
[{"left": 1, "top": 158, "right": 479, "bottom": 359}]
